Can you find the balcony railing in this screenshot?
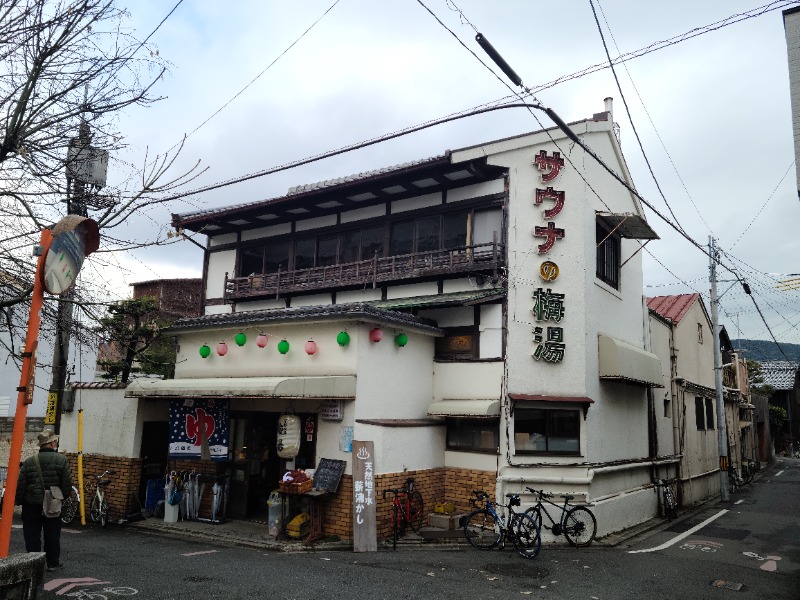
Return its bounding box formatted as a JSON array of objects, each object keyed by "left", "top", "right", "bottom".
[{"left": 224, "top": 240, "right": 504, "bottom": 301}]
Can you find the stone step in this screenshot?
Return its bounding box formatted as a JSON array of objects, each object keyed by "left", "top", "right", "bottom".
[{"left": 427, "top": 512, "right": 467, "bottom": 530}]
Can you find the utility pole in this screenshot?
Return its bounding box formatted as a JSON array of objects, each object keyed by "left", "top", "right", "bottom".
[
  {"left": 709, "top": 236, "right": 731, "bottom": 501},
  {"left": 48, "top": 121, "right": 110, "bottom": 433}
]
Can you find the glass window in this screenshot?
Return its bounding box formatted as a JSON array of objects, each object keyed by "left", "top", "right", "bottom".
[
  {"left": 264, "top": 242, "right": 289, "bottom": 273},
  {"left": 390, "top": 221, "right": 414, "bottom": 256},
  {"left": 435, "top": 327, "right": 477, "bottom": 360},
  {"left": 318, "top": 235, "right": 338, "bottom": 267},
  {"left": 361, "top": 226, "right": 384, "bottom": 260},
  {"left": 446, "top": 418, "right": 499, "bottom": 453},
  {"left": 416, "top": 216, "right": 440, "bottom": 253},
  {"left": 340, "top": 230, "right": 361, "bottom": 263},
  {"left": 240, "top": 246, "right": 263, "bottom": 276},
  {"left": 294, "top": 238, "right": 316, "bottom": 270},
  {"left": 443, "top": 212, "right": 468, "bottom": 249},
  {"left": 515, "top": 407, "right": 580, "bottom": 454}
]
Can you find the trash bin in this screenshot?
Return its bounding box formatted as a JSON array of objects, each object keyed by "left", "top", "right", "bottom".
[{"left": 267, "top": 490, "right": 282, "bottom": 537}]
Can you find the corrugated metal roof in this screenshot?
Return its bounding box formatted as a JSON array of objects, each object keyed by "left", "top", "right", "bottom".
[
  {"left": 646, "top": 294, "right": 699, "bottom": 324},
  {"left": 759, "top": 361, "right": 799, "bottom": 390}
]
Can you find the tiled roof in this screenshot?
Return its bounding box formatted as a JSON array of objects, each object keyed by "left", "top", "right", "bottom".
[
  {"left": 646, "top": 294, "right": 699, "bottom": 324},
  {"left": 759, "top": 361, "right": 799, "bottom": 390},
  {"left": 166, "top": 303, "right": 443, "bottom": 335}
]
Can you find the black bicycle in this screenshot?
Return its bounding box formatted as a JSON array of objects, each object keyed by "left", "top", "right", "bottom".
[
  {"left": 524, "top": 488, "right": 597, "bottom": 547},
  {"left": 463, "top": 490, "right": 541, "bottom": 559}
]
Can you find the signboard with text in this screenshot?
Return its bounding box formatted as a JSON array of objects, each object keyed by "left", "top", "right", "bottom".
[
  {"left": 352, "top": 440, "right": 377, "bottom": 552},
  {"left": 168, "top": 398, "right": 230, "bottom": 461}
]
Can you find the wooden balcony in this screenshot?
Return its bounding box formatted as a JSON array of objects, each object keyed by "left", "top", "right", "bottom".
[{"left": 224, "top": 241, "right": 504, "bottom": 301}]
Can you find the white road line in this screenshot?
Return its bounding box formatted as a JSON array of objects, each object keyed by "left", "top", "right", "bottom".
[
  {"left": 628, "top": 509, "right": 729, "bottom": 554},
  {"left": 182, "top": 549, "right": 220, "bottom": 557},
  {"left": 735, "top": 500, "right": 744, "bottom": 505},
  {"left": 775, "top": 470, "right": 784, "bottom": 477}
]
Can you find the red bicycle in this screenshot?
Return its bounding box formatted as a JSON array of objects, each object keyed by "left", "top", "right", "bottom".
[{"left": 382, "top": 478, "right": 425, "bottom": 549}]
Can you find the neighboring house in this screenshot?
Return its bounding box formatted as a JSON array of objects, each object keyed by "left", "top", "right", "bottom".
[
  {"left": 760, "top": 360, "right": 800, "bottom": 453},
  {"left": 62, "top": 99, "right": 670, "bottom": 542},
  {"left": 0, "top": 270, "right": 96, "bottom": 418}
]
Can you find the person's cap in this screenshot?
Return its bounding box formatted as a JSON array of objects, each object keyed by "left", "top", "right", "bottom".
[{"left": 38, "top": 429, "right": 59, "bottom": 446}]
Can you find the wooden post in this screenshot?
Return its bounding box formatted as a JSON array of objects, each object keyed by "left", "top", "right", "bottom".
[{"left": 351, "top": 440, "right": 377, "bottom": 552}]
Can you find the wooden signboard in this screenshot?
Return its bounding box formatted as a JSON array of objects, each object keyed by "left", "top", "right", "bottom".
[
  {"left": 352, "top": 440, "right": 377, "bottom": 552},
  {"left": 313, "top": 458, "right": 346, "bottom": 493}
]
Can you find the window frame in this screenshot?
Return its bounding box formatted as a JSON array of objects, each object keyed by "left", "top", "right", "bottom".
[
  {"left": 596, "top": 220, "right": 621, "bottom": 289},
  {"left": 445, "top": 417, "right": 500, "bottom": 454},
  {"left": 513, "top": 406, "right": 581, "bottom": 456},
  {"left": 434, "top": 326, "right": 479, "bottom": 360}
]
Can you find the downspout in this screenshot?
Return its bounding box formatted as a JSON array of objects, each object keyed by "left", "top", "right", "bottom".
[{"left": 669, "top": 323, "right": 686, "bottom": 504}]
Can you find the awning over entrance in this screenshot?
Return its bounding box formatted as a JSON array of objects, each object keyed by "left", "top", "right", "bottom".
[
  {"left": 598, "top": 335, "right": 663, "bottom": 388},
  {"left": 125, "top": 375, "right": 357, "bottom": 399},
  {"left": 427, "top": 399, "right": 500, "bottom": 417}
]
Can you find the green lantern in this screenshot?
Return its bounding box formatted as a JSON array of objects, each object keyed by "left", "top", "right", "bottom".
[
  {"left": 278, "top": 339, "right": 290, "bottom": 354},
  {"left": 395, "top": 333, "right": 408, "bottom": 347},
  {"left": 234, "top": 332, "right": 247, "bottom": 346},
  {"left": 336, "top": 331, "right": 351, "bottom": 347},
  {"left": 199, "top": 344, "right": 211, "bottom": 358}
]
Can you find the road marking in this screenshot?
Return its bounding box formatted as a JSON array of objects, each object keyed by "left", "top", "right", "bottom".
[
  {"left": 734, "top": 500, "right": 744, "bottom": 505},
  {"left": 628, "top": 509, "right": 729, "bottom": 554},
  {"left": 775, "top": 470, "right": 784, "bottom": 477},
  {"left": 44, "top": 578, "right": 112, "bottom": 595},
  {"left": 182, "top": 549, "right": 220, "bottom": 556}
]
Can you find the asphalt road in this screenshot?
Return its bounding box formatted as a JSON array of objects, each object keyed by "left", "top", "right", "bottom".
[{"left": 11, "top": 457, "right": 799, "bottom": 600}]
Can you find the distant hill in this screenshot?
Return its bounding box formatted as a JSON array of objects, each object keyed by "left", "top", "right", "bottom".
[{"left": 731, "top": 339, "right": 800, "bottom": 363}]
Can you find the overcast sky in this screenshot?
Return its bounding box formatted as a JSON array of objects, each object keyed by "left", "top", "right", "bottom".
[{"left": 93, "top": 0, "right": 800, "bottom": 348}]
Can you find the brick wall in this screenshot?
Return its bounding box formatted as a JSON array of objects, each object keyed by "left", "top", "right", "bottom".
[{"left": 64, "top": 454, "right": 143, "bottom": 520}]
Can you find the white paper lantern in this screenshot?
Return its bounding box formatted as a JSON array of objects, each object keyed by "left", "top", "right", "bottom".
[{"left": 276, "top": 414, "right": 301, "bottom": 458}]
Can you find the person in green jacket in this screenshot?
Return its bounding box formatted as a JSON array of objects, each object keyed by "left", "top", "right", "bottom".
[{"left": 16, "top": 428, "right": 73, "bottom": 572}]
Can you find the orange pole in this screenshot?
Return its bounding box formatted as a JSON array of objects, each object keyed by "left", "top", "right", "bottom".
[{"left": 0, "top": 229, "right": 52, "bottom": 557}]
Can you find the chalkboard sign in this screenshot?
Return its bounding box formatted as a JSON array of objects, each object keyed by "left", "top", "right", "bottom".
[{"left": 313, "top": 458, "right": 346, "bottom": 493}]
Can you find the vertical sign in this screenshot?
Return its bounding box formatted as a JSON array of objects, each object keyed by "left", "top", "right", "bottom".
[
  {"left": 352, "top": 440, "right": 377, "bottom": 552},
  {"left": 44, "top": 391, "right": 58, "bottom": 425},
  {"left": 168, "top": 398, "right": 230, "bottom": 461}
]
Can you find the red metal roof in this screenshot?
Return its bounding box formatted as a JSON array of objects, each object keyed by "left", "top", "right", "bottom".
[{"left": 646, "top": 294, "right": 699, "bottom": 324}]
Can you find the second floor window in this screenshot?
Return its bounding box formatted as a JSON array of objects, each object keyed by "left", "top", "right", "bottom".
[{"left": 596, "top": 220, "right": 620, "bottom": 289}]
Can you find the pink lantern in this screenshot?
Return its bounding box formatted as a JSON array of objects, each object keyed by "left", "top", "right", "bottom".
[
  {"left": 256, "top": 333, "right": 268, "bottom": 348},
  {"left": 305, "top": 340, "right": 318, "bottom": 355},
  {"left": 369, "top": 327, "right": 383, "bottom": 342},
  {"left": 216, "top": 341, "right": 228, "bottom": 356}
]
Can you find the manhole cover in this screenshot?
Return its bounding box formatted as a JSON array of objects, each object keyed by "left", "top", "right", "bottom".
[
  {"left": 483, "top": 562, "right": 549, "bottom": 578},
  {"left": 712, "top": 579, "right": 744, "bottom": 591}
]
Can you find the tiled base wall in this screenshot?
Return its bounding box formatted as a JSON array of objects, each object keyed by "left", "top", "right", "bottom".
[{"left": 65, "top": 454, "right": 143, "bottom": 520}]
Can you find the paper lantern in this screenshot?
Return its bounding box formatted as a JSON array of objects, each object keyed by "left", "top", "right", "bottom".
[
  {"left": 395, "top": 333, "right": 408, "bottom": 347},
  {"left": 369, "top": 327, "right": 383, "bottom": 342},
  {"left": 276, "top": 414, "right": 301, "bottom": 458},
  {"left": 305, "top": 340, "right": 318, "bottom": 355},
  {"left": 277, "top": 339, "right": 290, "bottom": 354},
  {"left": 216, "top": 341, "right": 228, "bottom": 356},
  {"left": 199, "top": 344, "right": 211, "bottom": 358},
  {"left": 336, "top": 331, "right": 350, "bottom": 347},
  {"left": 234, "top": 332, "right": 247, "bottom": 346},
  {"left": 256, "top": 333, "right": 268, "bottom": 348}
]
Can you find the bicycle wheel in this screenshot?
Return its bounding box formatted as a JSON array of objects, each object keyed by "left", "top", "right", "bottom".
[
  {"left": 463, "top": 509, "right": 502, "bottom": 550},
  {"left": 60, "top": 494, "right": 78, "bottom": 525},
  {"left": 100, "top": 499, "right": 109, "bottom": 527},
  {"left": 407, "top": 490, "right": 424, "bottom": 532},
  {"left": 391, "top": 503, "right": 399, "bottom": 550},
  {"left": 90, "top": 496, "right": 101, "bottom": 523},
  {"left": 664, "top": 486, "right": 678, "bottom": 521},
  {"left": 512, "top": 513, "right": 542, "bottom": 560},
  {"left": 563, "top": 507, "right": 597, "bottom": 547},
  {"left": 524, "top": 507, "right": 543, "bottom": 532}
]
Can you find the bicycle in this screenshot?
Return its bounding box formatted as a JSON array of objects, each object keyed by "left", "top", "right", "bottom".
[
  {"left": 655, "top": 479, "right": 678, "bottom": 521},
  {"left": 60, "top": 485, "right": 81, "bottom": 524},
  {"left": 524, "top": 488, "right": 597, "bottom": 547},
  {"left": 462, "top": 490, "right": 541, "bottom": 559},
  {"left": 727, "top": 464, "right": 743, "bottom": 494},
  {"left": 381, "top": 478, "right": 424, "bottom": 550},
  {"left": 84, "top": 470, "right": 116, "bottom": 527}
]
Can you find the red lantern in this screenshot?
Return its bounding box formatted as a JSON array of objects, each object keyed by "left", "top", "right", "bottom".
[
  {"left": 305, "top": 340, "right": 318, "bottom": 355},
  {"left": 216, "top": 341, "right": 228, "bottom": 356},
  {"left": 369, "top": 327, "right": 383, "bottom": 342},
  {"left": 256, "top": 333, "right": 268, "bottom": 348}
]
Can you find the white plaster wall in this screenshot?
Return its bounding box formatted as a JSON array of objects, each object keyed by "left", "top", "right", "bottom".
[
  {"left": 358, "top": 422, "right": 444, "bottom": 475},
  {"left": 390, "top": 192, "right": 442, "bottom": 213},
  {"left": 443, "top": 451, "right": 497, "bottom": 472},
  {"left": 296, "top": 214, "right": 338, "bottom": 232},
  {"left": 59, "top": 387, "right": 144, "bottom": 457},
  {"left": 289, "top": 294, "right": 333, "bottom": 307},
  {"left": 175, "top": 322, "right": 358, "bottom": 379},
  {"left": 204, "top": 304, "right": 233, "bottom": 315},
  {"left": 480, "top": 303, "right": 503, "bottom": 359},
  {"left": 206, "top": 249, "right": 236, "bottom": 299},
  {"left": 648, "top": 316, "right": 678, "bottom": 456},
  {"left": 386, "top": 282, "right": 438, "bottom": 299},
  {"left": 340, "top": 204, "right": 384, "bottom": 224},
  {"left": 433, "top": 362, "right": 503, "bottom": 402},
  {"left": 209, "top": 233, "right": 237, "bottom": 247},
  {"left": 241, "top": 223, "right": 291, "bottom": 241},
  {"left": 236, "top": 299, "right": 287, "bottom": 312},
  {"left": 441, "top": 278, "right": 486, "bottom": 293},
  {"left": 447, "top": 179, "right": 504, "bottom": 203},
  {"left": 336, "top": 289, "right": 382, "bottom": 303},
  {"left": 673, "top": 301, "right": 715, "bottom": 389}
]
